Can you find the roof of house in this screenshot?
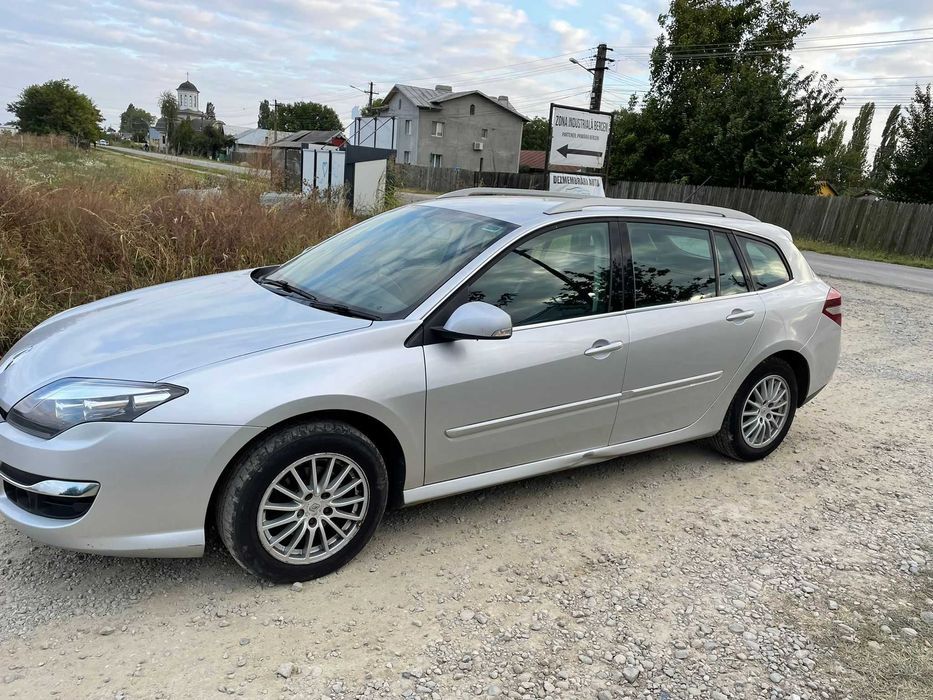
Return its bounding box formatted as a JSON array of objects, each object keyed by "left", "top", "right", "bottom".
[
  {"left": 177, "top": 80, "right": 199, "bottom": 92},
  {"left": 270, "top": 130, "right": 345, "bottom": 148},
  {"left": 234, "top": 127, "right": 296, "bottom": 147},
  {"left": 387, "top": 84, "right": 528, "bottom": 121}
]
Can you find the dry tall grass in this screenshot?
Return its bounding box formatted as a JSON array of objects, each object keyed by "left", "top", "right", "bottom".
[{"left": 0, "top": 137, "right": 356, "bottom": 353}]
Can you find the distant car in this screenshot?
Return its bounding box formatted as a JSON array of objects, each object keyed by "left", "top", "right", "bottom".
[
  {"left": 98, "top": 139, "right": 109, "bottom": 146},
  {"left": 0, "top": 190, "right": 841, "bottom": 582}
]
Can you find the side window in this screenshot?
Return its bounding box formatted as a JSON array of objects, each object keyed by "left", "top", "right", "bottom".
[
  {"left": 469, "top": 223, "right": 611, "bottom": 327},
  {"left": 714, "top": 232, "right": 748, "bottom": 295},
  {"left": 628, "top": 222, "right": 715, "bottom": 308},
  {"left": 738, "top": 237, "right": 791, "bottom": 289}
]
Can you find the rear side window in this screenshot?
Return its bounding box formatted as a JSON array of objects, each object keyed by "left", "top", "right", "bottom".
[
  {"left": 628, "top": 222, "right": 715, "bottom": 308},
  {"left": 714, "top": 232, "right": 748, "bottom": 295},
  {"left": 738, "top": 237, "right": 791, "bottom": 289}
]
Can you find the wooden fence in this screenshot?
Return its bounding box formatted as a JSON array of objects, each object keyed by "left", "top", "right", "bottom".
[{"left": 394, "top": 164, "right": 933, "bottom": 258}]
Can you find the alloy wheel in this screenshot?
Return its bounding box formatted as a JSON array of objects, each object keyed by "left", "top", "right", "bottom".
[
  {"left": 740, "top": 374, "right": 790, "bottom": 448},
  {"left": 257, "top": 453, "right": 370, "bottom": 564}
]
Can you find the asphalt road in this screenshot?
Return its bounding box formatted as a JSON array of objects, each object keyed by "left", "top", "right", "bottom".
[
  {"left": 101, "top": 145, "right": 268, "bottom": 177},
  {"left": 803, "top": 251, "right": 933, "bottom": 295}
]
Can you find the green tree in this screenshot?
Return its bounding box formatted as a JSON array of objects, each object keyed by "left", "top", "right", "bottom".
[
  {"left": 870, "top": 105, "right": 901, "bottom": 190},
  {"left": 815, "top": 120, "right": 846, "bottom": 186},
  {"left": 257, "top": 100, "right": 343, "bottom": 132},
  {"left": 521, "top": 116, "right": 549, "bottom": 150},
  {"left": 840, "top": 102, "right": 874, "bottom": 190},
  {"left": 608, "top": 0, "right": 842, "bottom": 192},
  {"left": 119, "top": 103, "right": 155, "bottom": 141},
  {"left": 258, "top": 99, "right": 272, "bottom": 129},
  {"left": 887, "top": 85, "right": 933, "bottom": 204},
  {"left": 361, "top": 98, "right": 384, "bottom": 117},
  {"left": 159, "top": 91, "right": 179, "bottom": 151},
  {"left": 7, "top": 79, "right": 102, "bottom": 142},
  {"left": 174, "top": 119, "right": 195, "bottom": 155}
]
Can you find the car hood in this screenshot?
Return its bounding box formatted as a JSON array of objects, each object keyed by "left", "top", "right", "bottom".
[{"left": 0, "top": 270, "right": 371, "bottom": 410}]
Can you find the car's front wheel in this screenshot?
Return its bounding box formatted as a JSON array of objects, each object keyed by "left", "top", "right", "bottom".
[
  {"left": 710, "top": 357, "right": 798, "bottom": 461},
  {"left": 217, "top": 420, "right": 388, "bottom": 582}
]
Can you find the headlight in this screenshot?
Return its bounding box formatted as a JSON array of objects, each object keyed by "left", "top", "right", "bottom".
[{"left": 7, "top": 379, "right": 187, "bottom": 439}]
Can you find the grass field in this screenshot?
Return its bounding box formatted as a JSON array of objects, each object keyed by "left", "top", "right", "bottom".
[
  {"left": 0, "top": 135, "right": 356, "bottom": 354},
  {"left": 795, "top": 237, "right": 933, "bottom": 270}
]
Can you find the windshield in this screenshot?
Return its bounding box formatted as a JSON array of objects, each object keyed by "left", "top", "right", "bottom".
[{"left": 265, "top": 205, "right": 518, "bottom": 318}]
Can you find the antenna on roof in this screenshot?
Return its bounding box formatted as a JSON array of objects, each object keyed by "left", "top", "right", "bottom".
[{"left": 683, "top": 176, "right": 711, "bottom": 203}]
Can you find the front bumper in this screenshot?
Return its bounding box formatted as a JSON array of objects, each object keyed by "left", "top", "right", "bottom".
[{"left": 0, "top": 419, "right": 262, "bottom": 557}]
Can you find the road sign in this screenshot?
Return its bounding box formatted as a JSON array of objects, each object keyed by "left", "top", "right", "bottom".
[
  {"left": 547, "top": 104, "right": 613, "bottom": 170},
  {"left": 548, "top": 172, "right": 605, "bottom": 197}
]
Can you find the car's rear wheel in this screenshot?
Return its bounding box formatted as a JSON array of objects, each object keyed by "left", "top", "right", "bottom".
[
  {"left": 710, "top": 357, "right": 798, "bottom": 461},
  {"left": 217, "top": 420, "right": 388, "bottom": 582}
]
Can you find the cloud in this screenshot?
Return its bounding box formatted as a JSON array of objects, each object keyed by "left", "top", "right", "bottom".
[{"left": 0, "top": 0, "right": 930, "bottom": 144}]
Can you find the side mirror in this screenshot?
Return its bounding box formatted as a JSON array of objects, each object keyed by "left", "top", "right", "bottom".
[{"left": 436, "top": 301, "right": 512, "bottom": 341}]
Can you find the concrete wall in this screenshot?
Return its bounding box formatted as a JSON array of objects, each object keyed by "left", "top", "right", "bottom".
[
  {"left": 415, "top": 95, "right": 523, "bottom": 173},
  {"left": 382, "top": 93, "right": 421, "bottom": 165}
]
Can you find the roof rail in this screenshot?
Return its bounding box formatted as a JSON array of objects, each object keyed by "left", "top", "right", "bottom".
[
  {"left": 545, "top": 198, "right": 759, "bottom": 221},
  {"left": 435, "top": 187, "right": 586, "bottom": 200}
]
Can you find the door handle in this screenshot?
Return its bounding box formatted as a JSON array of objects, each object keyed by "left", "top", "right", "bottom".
[
  {"left": 726, "top": 309, "right": 756, "bottom": 322},
  {"left": 584, "top": 340, "right": 624, "bottom": 356}
]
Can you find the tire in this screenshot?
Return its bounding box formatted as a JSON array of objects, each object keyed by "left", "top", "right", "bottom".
[
  {"left": 709, "top": 357, "right": 798, "bottom": 461},
  {"left": 217, "top": 420, "right": 388, "bottom": 582}
]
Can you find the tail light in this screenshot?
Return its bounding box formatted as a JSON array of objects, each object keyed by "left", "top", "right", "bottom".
[{"left": 822, "top": 288, "right": 842, "bottom": 326}]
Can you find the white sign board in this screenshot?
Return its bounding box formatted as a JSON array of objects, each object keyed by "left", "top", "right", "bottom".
[
  {"left": 548, "top": 105, "right": 612, "bottom": 169},
  {"left": 548, "top": 172, "right": 605, "bottom": 197}
]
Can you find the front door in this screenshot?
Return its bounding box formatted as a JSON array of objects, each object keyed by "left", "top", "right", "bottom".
[
  {"left": 610, "top": 224, "right": 765, "bottom": 443},
  {"left": 423, "top": 221, "right": 628, "bottom": 484}
]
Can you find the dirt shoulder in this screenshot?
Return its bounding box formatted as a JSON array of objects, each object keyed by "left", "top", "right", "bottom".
[{"left": 1, "top": 276, "right": 931, "bottom": 700}]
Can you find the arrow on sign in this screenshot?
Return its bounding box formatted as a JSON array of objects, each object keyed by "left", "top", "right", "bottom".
[{"left": 556, "top": 144, "right": 602, "bottom": 158}]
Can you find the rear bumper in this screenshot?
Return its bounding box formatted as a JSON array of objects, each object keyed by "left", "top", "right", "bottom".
[
  {"left": 802, "top": 314, "right": 842, "bottom": 400},
  {"left": 0, "top": 419, "right": 262, "bottom": 557}
]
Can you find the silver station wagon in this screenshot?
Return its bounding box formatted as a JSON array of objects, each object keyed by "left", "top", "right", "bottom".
[{"left": 0, "top": 189, "right": 842, "bottom": 581}]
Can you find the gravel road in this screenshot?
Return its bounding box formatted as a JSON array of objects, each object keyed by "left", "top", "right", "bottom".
[{"left": 1, "top": 276, "right": 931, "bottom": 700}]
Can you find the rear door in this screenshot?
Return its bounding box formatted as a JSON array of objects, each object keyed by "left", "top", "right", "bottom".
[{"left": 610, "top": 222, "right": 764, "bottom": 444}]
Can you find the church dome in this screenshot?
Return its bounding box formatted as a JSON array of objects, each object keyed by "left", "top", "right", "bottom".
[{"left": 177, "top": 80, "right": 199, "bottom": 93}]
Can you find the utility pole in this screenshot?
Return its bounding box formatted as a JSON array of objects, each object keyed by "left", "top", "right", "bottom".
[
  {"left": 569, "top": 44, "right": 614, "bottom": 111},
  {"left": 590, "top": 43, "right": 613, "bottom": 111},
  {"left": 273, "top": 99, "right": 278, "bottom": 144},
  {"left": 350, "top": 83, "right": 380, "bottom": 113}
]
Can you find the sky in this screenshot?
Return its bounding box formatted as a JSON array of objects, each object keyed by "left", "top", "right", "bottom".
[{"left": 1, "top": 0, "right": 932, "bottom": 150}]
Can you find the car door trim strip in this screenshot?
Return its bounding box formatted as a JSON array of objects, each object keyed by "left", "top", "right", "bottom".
[
  {"left": 445, "top": 392, "right": 623, "bottom": 438},
  {"left": 619, "top": 371, "right": 723, "bottom": 402}
]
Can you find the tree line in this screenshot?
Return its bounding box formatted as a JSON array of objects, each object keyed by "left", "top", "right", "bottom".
[{"left": 522, "top": 0, "right": 933, "bottom": 204}]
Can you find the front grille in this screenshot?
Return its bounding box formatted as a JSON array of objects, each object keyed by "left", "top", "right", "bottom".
[{"left": 0, "top": 464, "right": 96, "bottom": 520}]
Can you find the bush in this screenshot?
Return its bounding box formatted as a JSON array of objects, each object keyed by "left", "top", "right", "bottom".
[{"left": 0, "top": 138, "right": 356, "bottom": 353}]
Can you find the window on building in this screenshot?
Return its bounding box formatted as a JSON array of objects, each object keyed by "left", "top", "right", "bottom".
[
  {"left": 432, "top": 121, "right": 444, "bottom": 137},
  {"left": 403, "top": 151, "right": 411, "bottom": 164},
  {"left": 479, "top": 157, "right": 484, "bottom": 172},
  {"left": 628, "top": 222, "right": 716, "bottom": 308},
  {"left": 468, "top": 222, "right": 611, "bottom": 326},
  {"left": 430, "top": 153, "right": 443, "bottom": 168},
  {"left": 738, "top": 237, "right": 791, "bottom": 289},
  {"left": 481, "top": 128, "right": 488, "bottom": 138},
  {"left": 398, "top": 98, "right": 402, "bottom": 109},
  {"left": 469, "top": 104, "right": 475, "bottom": 115},
  {"left": 405, "top": 119, "right": 412, "bottom": 135}
]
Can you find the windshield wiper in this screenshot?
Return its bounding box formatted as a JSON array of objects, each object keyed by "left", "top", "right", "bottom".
[
  {"left": 259, "top": 277, "right": 319, "bottom": 303},
  {"left": 307, "top": 301, "right": 382, "bottom": 321},
  {"left": 260, "top": 277, "right": 381, "bottom": 321}
]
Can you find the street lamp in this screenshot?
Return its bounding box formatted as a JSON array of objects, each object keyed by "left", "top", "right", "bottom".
[{"left": 569, "top": 57, "right": 595, "bottom": 75}]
